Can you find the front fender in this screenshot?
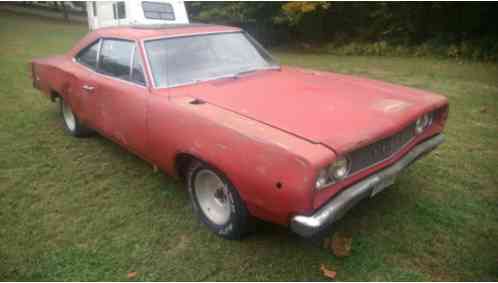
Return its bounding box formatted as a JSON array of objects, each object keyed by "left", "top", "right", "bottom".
[{"left": 148, "top": 95, "right": 334, "bottom": 225}]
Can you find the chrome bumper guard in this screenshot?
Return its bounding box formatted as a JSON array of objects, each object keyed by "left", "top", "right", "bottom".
[{"left": 291, "top": 134, "right": 445, "bottom": 238}]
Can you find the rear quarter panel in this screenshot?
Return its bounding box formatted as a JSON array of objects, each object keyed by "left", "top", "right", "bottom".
[{"left": 32, "top": 56, "right": 74, "bottom": 99}]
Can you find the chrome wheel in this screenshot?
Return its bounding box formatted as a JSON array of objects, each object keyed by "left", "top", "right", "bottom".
[
  {"left": 193, "top": 169, "right": 231, "bottom": 225},
  {"left": 62, "top": 99, "right": 76, "bottom": 132}
]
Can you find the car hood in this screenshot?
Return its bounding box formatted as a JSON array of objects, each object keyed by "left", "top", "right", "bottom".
[{"left": 168, "top": 66, "right": 447, "bottom": 153}]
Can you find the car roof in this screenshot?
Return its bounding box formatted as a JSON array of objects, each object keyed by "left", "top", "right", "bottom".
[{"left": 92, "top": 23, "right": 241, "bottom": 41}]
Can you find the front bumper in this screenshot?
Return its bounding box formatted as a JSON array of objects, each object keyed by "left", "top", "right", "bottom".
[{"left": 291, "top": 134, "right": 445, "bottom": 238}]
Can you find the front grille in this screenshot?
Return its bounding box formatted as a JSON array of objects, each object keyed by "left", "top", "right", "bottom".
[{"left": 349, "top": 123, "right": 415, "bottom": 174}]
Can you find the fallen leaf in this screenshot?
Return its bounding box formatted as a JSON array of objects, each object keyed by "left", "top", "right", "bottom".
[
  {"left": 331, "top": 232, "right": 352, "bottom": 258},
  {"left": 127, "top": 271, "right": 138, "bottom": 279},
  {"left": 320, "top": 264, "right": 337, "bottom": 280}
]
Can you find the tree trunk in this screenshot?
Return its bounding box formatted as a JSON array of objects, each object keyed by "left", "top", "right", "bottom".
[{"left": 61, "top": 2, "right": 69, "bottom": 21}]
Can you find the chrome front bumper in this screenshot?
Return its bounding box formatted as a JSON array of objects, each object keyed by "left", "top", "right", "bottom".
[{"left": 291, "top": 134, "right": 445, "bottom": 238}]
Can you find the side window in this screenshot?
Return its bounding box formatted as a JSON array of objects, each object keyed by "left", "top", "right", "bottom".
[
  {"left": 75, "top": 40, "right": 100, "bottom": 70},
  {"left": 131, "top": 48, "right": 146, "bottom": 86},
  {"left": 98, "top": 39, "right": 134, "bottom": 80},
  {"left": 113, "top": 1, "right": 126, "bottom": 19},
  {"left": 142, "top": 2, "right": 175, "bottom": 20}
]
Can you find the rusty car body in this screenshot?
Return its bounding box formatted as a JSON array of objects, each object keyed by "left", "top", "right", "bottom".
[{"left": 31, "top": 24, "right": 448, "bottom": 239}]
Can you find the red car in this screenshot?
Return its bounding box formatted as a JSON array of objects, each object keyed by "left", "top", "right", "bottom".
[{"left": 31, "top": 24, "right": 448, "bottom": 239}]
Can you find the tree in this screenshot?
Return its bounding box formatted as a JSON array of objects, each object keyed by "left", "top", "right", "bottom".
[{"left": 60, "top": 2, "right": 69, "bottom": 21}]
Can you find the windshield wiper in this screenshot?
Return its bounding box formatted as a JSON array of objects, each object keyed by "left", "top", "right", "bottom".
[
  {"left": 235, "top": 66, "right": 281, "bottom": 77},
  {"left": 181, "top": 66, "right": 281, "bottom": 86},
  {"left": 236, "top": 68, "right": 260, "bottom": 76}
]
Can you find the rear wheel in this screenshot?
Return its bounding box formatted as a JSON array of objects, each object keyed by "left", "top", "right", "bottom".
[
  {"left": 187, "top": 160, "right": 252, "bottom": 239},
  {"left": 60, "top": 97, "right": 92, "bottom": 137}
]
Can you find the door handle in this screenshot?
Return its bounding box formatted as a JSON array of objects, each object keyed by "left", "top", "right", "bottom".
[{"left": 82, "top": 84, "right": 95, "bottom": 92}]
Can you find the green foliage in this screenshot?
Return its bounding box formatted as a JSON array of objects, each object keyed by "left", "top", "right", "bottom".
[
  {"left": 323, "top": 38, "right": 498, "bottom": 62},
  {"left": 273, "top": 2, "right": 330, "bottom": 27},
  {"left": 187, "top": 2, "right": 498, "bottom": 62},
  {"left": 187, "top": 2, "right": 282, "bottom": 25}
]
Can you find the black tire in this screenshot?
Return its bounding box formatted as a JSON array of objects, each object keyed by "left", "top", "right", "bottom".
[
  {"left": 59, "top": 96, "right": 92, "bottom": 137},
  {"left": 187, "top": 160, "right": 252, "bottom": 240}
]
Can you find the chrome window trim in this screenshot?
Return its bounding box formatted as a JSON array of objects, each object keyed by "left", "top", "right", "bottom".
[
  {"left": 73, "top": 57, "right": 147, "bottom": 89},
  {"left": 95, "top": 38, "right": 102, "bottom": 70},
  {"left": 74, "top": 38, "right": 101, "bottom": 70},
  {"left": 133, "top": 42, "right": 150, "bottom": 88},
  {"left": 143, "top": 30, "right": 280, "bottom": 89},
  {"left": 129, "top": 44, "right": 147, "bottom": 87},
  {"left": 143, "top": 30, "right": 241, "bottom": 42},
  {"left": 139, "top": 39, "right": 154, "bottom": 90},
  {"left": 72, "top": 37, "right": 148, "bottom": 89},
  {"left": 129, "top": 44, "right": 136, "bottom": 79}
]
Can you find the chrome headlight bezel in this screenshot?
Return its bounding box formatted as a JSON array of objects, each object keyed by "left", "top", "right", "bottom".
[{"left": 315, "top": 156, "right": 351, "bottom": 190}]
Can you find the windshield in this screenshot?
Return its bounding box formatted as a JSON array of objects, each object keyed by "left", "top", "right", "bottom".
[{"left": 145, "top": 32, "right": 279, "bottom": 87}]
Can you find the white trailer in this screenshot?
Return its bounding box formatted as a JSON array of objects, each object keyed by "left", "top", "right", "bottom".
[{"left": 86, "top": 0, "right": 189, "bottom": 30}]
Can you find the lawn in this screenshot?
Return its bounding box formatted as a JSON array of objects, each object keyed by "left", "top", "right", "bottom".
[{"left": 0, "top": 11, "right": 497, "bottom": 281}]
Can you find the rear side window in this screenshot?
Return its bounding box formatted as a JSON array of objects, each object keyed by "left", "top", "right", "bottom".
[
  {"left": 75, "top": 40, "right": 100, "bottom": 70},
  {"left": 98, "top": 39, "right": 134, "bottom": 80},
  {"left": 142, "top": 2, "right": 175, "bottom": 20}
]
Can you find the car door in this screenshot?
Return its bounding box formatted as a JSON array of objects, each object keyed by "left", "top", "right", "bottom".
[
  {"left": 70, "top": 39, "right": 102, "bottom": 128},
  {"left": 94, "top": 38, "right": 149, "bottom": 156}
]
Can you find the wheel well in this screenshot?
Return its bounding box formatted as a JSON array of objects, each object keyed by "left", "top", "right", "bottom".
[
  {"left": 50, "top": 90, "right": 60, "bottom": 102},
  {"left": 175, "top": 153, "right": 198, "bottom": 180}
]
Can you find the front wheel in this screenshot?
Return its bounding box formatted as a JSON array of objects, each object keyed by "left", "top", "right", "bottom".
[
  {"left": 59, "top": 97, "right": 92, "bottom": 137},
  {"left": 187, "top": 161, "right": 252, "bottom": 240}
]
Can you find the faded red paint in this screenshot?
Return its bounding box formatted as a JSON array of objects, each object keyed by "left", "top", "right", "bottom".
[{"left": 31, "top": 25, "right": 448, "bottom": 226}]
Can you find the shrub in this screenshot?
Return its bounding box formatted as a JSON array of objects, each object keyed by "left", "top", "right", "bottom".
[{"left": 323, "top": 39, "right": 498, "bottom": 62}]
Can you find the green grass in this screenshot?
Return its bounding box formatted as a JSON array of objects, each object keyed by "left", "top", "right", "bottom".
[{"left": 1, "top": 11, "right": 497, "bottom": 281}]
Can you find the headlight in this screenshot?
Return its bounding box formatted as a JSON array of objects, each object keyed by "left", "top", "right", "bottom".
[
  {"left": 328, "top": 157, "right": 350, "bottom": 180},
  {"left": 315, "top": 156, "right": 351, "bottom": 190},
  {"left": 415, "top": 112, "right": 433, "bottom": 134}
]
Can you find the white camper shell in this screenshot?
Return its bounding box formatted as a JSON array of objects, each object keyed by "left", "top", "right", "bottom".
[{"left": 86, "top": 0, "right": 189, "bottom": 30}]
